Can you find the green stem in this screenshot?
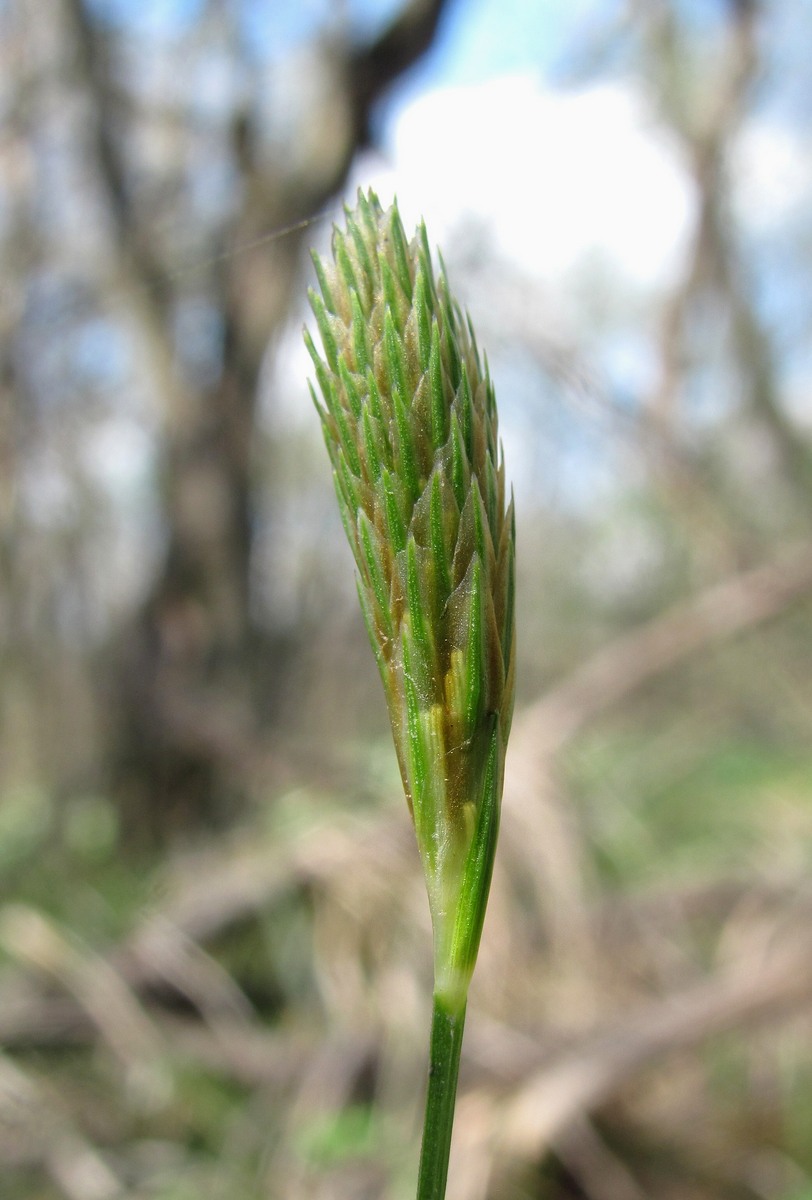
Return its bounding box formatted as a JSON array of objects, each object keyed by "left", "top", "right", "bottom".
[{"left": 416, "top": 991, "right": 468, "bottom": 1200}]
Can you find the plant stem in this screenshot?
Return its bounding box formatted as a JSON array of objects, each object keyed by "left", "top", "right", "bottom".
[{"left": 416, "top": 991, "right": 468, "bottom": 1200}]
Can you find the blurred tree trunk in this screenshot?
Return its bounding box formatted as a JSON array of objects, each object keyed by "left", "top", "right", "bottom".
[
  {"left": 62, "top": 0, "right": 450, "bottom": 842},
  {"left": 642, "top": 0, "right": 812, "bottom": 558}
]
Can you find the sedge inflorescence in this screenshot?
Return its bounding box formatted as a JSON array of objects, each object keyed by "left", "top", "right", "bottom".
[{"left": 306, "top": 189, "right": 514, "bottom": 1003}]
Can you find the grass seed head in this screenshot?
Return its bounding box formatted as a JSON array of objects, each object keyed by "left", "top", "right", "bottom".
[{"left": 307, "top": 189, "right": 515, "bottom": 1003}]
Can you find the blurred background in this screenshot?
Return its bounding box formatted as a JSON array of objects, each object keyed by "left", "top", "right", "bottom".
[{"left": 3, "top": 0, "right": 812, "bottom": 1196}]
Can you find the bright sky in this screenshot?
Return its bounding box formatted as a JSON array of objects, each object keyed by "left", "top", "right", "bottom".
[
  {"left": 89, "top": 0, "right": 811, "bottom": 505},
  {"left": 278, "top": 12, "right": 811, "bottom": 512},
  {"left": 90, "top": 0, "right": 806, "bottom": 293},
  {"left": 284, "top": 65, "right": 698, "bottom": 424},
  {"left": 372, "top": 74, "right": 695, "bottom": 289},
  {"left": 75, "top": 0, "right": 812, "bottom": 611},
  {"left": 362, "top": 0, "right": 810, "bottom": 300}
]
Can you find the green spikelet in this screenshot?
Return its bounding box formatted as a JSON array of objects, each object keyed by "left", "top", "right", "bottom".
[{"left": 306, "top": 189, "right": 515, "bottom": 1007}]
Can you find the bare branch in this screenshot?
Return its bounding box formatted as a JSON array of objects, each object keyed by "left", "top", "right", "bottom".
[
  {"left": 494, "top": 913, "right": 812, "bottom": 1156},
  {"left": 514, "top": 538, "right": 812, "bottom": 756}
]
